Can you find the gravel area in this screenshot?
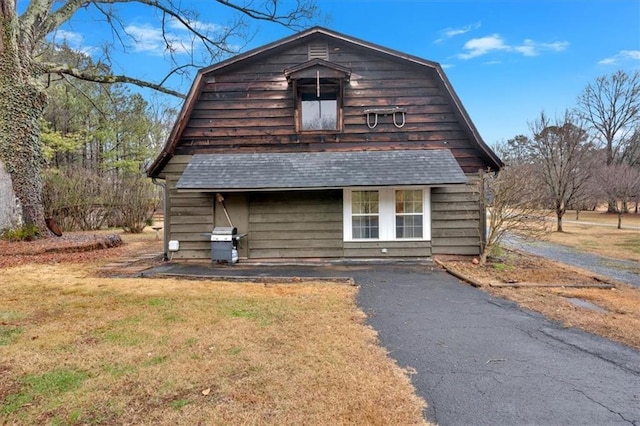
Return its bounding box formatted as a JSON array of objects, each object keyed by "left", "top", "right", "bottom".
[{"left": 503, "top": 235, "right": 640, "bottom": 288}]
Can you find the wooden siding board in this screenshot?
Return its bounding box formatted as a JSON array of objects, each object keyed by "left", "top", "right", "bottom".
[
  {"left": 250, "top": 231, "right": 343, "bottom": 240},
  {"left": 343, "top": 241, "right": 431, "bottom": 257},
  {"left": 249, "top": 213, "right": 342, "bottom": 223},
  {"left": 431, "top": 211, "right": 480, "bottom": 220},
  {"left": 250, "top": 221, "right": 340, "bottom": 232},
  {"left": 248, "top": 248, "right": 343, "bottom": 258},
  {"left": 248, "top": 190, "right": 344, "bottom": 258},
  {"left": 432, "top": 246, "right": 480, "bottom": 255},
  {"left": 431, "top": 182, "right": 482, "bottom": 255},
  {"left": 432, "top": 220, "right": 480, "bottom": 229}
]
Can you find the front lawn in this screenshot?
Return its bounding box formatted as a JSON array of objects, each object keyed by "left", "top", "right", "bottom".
[{"left": 0, "top": 262, "right": 427, "bottom": 425}]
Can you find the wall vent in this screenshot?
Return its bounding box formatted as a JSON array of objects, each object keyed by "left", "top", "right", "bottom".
[{"left": 308, "top": 43, "right": 329, "bottom": 60}]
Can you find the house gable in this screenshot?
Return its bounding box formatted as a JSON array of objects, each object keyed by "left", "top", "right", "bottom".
[{"left": 147, "top": 27, "right": 501, "bottom": 178}]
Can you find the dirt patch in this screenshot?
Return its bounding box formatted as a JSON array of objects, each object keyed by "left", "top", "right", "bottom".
[
  {"left": 0, "top": 230, "right": 162, "bottom": 269},
  {"left": 436, "top": 250, "right": 640, "bottom": 350}
]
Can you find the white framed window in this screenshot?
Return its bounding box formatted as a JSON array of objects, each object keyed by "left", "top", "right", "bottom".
[{"left": 343, "top": 187, "right": 431, "bottom": 241}]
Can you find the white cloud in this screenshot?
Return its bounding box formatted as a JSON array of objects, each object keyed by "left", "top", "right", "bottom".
[
  {"left": 458, "top": 34, "right": 568, "bottom": 59},
  {"left": 435, "top": 22, "right": 481, "bottom": 43},
  {"left": 54, "top": 30, "right": 84, "bottom": 47},
  {"left": 48, "top": 30, "right": 96, "bottom": 55},
  {"left": 125, "top": 24, "right": 191, "bottom": 56},
  {"left": 598, "top": 50, "right": 640, "bottom": 65},
  {"left": 168, "top": 18, "right": 221, "bottom": 33},
  {"left": 124, "top": 18, "right": 222, "bottom": 56},
  {"left": 513, "top": 39, "right": 569, "bottom": 56},
  {"left": 458, "top": 34, "right": 509, "bottom": 59}
]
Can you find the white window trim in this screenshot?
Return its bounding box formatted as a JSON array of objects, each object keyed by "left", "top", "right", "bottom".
[{"left": 343, "top": 187, "right": 431, "bottom": 242}]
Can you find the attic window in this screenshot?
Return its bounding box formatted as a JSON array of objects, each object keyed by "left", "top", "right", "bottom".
[
  {"left": 284, "top": 59, "right": 351, "bottom": 133},
  {"left": 298, "top": 79, "right": 339, "bottom": 131},
  {"left": 308, "top": 43, "right": 328, "bottom": 60}
]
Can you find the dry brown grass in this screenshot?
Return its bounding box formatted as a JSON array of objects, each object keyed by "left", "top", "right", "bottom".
[
  {"left": 548, "top": 211, "right": 640, "bottom": 262},
  {"left": 0, "top": 261, "right": 427, "bottom": 425},
  {"left": 486, "top": 284, "right": 640, "bottom": 350}
]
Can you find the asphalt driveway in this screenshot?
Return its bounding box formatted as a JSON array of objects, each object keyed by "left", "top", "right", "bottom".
[
  {"left": 353, "top": 264, "right": 640, "bottom": 425},
  {"left": 146, "top": 262, "right": 640, "bottom": 425}
]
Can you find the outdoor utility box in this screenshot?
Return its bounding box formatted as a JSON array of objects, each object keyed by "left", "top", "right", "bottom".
[{"left": 210, "top": 227, "right": 238, "bottom": 265}]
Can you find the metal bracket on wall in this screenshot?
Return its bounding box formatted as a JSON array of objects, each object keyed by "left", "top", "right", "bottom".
[{"left": 364, "top": 107, "right": 407, "bottom": 129}]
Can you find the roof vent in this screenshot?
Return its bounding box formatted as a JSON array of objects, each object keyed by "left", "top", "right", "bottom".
[{"left": 308, "top": 43, "right": 328, "bottom": 60}]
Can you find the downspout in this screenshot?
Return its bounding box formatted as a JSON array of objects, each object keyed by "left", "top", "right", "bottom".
[{"left": 152, "top": 178, "right": 169, "bottom": 261}]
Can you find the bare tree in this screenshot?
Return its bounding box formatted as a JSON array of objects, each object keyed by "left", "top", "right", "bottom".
[
  {"left": 594, "top": 163, "right": 640, "bottom": 229},
  {"left": 0, "top": 0, "right": 318, "bottom": 237},
  {"left": 576, "top": 70, "right": 640, "bottom": 212},
  {"left": 576, "top": 70, "right": 640, "bottom": 166},
  {"left": 529, "top": 111, "right": 593, "bottom": 232},
  {"left": 480, "top": 166, "right": 549, "bottom": 265}
]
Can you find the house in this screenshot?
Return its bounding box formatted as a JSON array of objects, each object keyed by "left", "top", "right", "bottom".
[{"left": 147, "top": 27, "right": 502, "bottom": 261}]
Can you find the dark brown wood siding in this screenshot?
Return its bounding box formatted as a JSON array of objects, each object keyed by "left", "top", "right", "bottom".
[{"left": 177, "top": 38, "right": 493, "bottom": 173}]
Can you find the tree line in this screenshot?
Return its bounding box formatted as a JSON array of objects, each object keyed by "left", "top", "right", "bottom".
[
  {"left": 483, "top": 70, "right": 640, "bottom": 263},
  {"left": 0, "top": 0, "right": 318, "bottom": 239}
]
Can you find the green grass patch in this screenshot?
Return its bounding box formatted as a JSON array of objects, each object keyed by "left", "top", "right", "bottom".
[
  {"left": 101, "top": 330, "right": 146, "bottom": 346},
  {"left": 492, "top": 262, "right": 512, "bottom": 272},
  {"left": 2, "top": 369, "right": 87, "bottom": 415},
  {"left": 101, "top": 363, "right": 137, "bottom": 378},
  {"left": 144, "top": 355, "right": 169, "bottom": 366},
  {"left": 147, "top": 297, "right": 171, "bottom": 308},
  {"left": 170, "top": 399, "right": 191, "bottom": 410},
  {"left": 0, "top": 310, "right": 26, "bottom": 321},
  {"left": 617, "top": 237, "right": 640, "bottom": 255},
  {"left": 93, "top": 316, "right": 148, "bottom": 346},
  {"left": 229, "top": 309, "right": 258, "bottom": 319},
  {"left": 162, "top": 313, "right": 181, "bottom": 322},
  {"left": 0, "top": 325, "right": 23, "bottom": 345}
]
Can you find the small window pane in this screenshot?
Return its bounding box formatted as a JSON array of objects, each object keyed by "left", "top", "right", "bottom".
[
  {"left": 396, "top": 215, "right": 423, "bottom": 239},
  {"left": 352, "top": 191, "right": 379, "bottom": 214},
  {"left": 396, "top": 190, "right": 423, "bottom": 214},
  {"left": 353, "top": 216, "right": 379, "bottom": 239}
]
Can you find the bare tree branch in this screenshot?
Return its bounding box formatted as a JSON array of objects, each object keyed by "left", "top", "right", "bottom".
[
  {"left": 39, "top": 61, "right": 186, "bottom": 97},
  {"left": 215, "top": 0, "right": 317, "bottom": 28}
]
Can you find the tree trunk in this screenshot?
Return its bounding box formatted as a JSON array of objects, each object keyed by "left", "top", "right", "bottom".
[
  {"left": 0, "top": 5, "right": 49, "bottom": 237},
  {"left": 617, "top": 211, "right": 622, "bottom": 229},
  {"left": 556, "top": 210, "right": 564, "bottom": 232}
]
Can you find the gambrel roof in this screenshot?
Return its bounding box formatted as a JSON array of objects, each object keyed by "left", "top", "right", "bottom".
[{"left": 147, "top": 26, "right": 502, "bottom": 178}]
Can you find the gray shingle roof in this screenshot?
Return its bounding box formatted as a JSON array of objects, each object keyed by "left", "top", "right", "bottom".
[{"left": 176, "top": 149, "right": 467, "bottom": 190}]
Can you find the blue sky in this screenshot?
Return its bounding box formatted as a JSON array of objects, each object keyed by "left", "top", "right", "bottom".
[{"left": 48, "top": 0, "right": 640, "bottom": 146}]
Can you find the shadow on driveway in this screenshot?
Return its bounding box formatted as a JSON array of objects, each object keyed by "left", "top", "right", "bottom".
[{"left": 145, "top": 261, "right": 640, "bottom": 425}]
